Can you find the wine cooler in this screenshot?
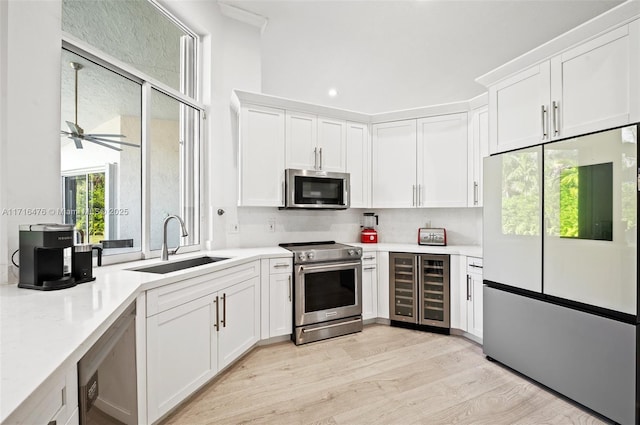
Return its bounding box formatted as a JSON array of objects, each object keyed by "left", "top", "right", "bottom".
[{"left": 389, "top": 252, "right": 450, "bottom": 329}]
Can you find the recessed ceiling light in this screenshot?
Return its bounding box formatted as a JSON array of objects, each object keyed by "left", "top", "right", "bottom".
[{"left": 328, "top": 88, "right": 338, "bottom": 97}]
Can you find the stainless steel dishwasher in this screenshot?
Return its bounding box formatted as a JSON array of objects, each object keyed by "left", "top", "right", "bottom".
[{"left": 78, "top": 302, "right": 137, "bottom": 425}]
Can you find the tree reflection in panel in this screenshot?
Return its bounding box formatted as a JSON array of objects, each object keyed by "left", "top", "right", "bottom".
[{"left": 501, "top": 151, "right": 540, "bottom": 236}]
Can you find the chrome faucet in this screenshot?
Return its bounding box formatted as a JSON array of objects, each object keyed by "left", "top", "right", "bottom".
[{"left": 161, "top": 215, "right": 188, "bottom": 261}]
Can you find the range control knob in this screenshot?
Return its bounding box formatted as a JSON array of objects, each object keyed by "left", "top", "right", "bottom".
[
  {"left": 298, "top": 252, "right": 307, "bottom": 262},
  {"left": 348, "top": 249, "right": 355, "bottom": 256},
  {"left": 307, "top": 252, "right": 315, "bottom": 260}
]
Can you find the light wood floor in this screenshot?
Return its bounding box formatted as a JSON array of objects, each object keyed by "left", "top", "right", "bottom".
[{"left": 162, "top": 325, "right": 608, "bottom": 425}]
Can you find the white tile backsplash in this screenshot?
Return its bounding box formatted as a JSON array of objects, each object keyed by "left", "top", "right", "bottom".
[{"left": 226, "top": 207, "right": 482, "bottom": 248}]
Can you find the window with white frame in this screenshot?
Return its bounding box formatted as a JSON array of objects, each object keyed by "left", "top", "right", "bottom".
[{"left": 60, "top": 0, "right": 201, "bottom": 259}]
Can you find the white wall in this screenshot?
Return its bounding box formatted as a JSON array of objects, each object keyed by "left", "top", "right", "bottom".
[
  {"left": 159, "top": 0, "right": 262, "bottom": 250},
  {"left": 0, "top": 0, "right": 8, "bottom": 283},
  {"left": 3, "top": 0, "right": 63, "bottom": 283}
]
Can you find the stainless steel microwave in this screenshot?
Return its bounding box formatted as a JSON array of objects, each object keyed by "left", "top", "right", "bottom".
[{"left": 283, "top": 169, "right": 350, "bottom": 209}]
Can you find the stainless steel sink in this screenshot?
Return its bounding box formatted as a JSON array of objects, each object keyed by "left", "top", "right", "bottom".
[{"left": 131, "top": 256, "right": 229, "bottom": 274}]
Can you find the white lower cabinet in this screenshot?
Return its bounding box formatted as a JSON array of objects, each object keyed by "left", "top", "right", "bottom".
[
  {"left": 4, "top": 365, "right": 78, "bottom": 425},
  {"left": 145, "top": 261, "right": 260, "bottom": 423},
  {"left": 376, "top": 251, "right": 390, "bottom": 320},
  {"left": 261, "top": 257, "right": 293, "bottom": 339},
  {"left": 269, "top": 272, "right": 293, "bottom": 337},
  {"left": 218, "top": 277, "right": 260, "bottom": 369},
  {"left": 465, "top": 257, "right": 484, "bottom": 341},
  {"left": 146, "top": 295, "right": 218, "bottom": 422},
  {"left": 361, "top": 251, "right": 378, "bottom": 321}
]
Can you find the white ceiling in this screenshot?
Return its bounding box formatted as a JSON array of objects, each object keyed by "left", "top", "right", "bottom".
[{"left": 222, "top": 0, "right": 624, "bottom": 114}]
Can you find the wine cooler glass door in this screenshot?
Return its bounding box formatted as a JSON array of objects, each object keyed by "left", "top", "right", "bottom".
[
  {"left": 390, "top": 253, "right": 417, "bottom": 322},
  {"left": 420, "top": 255, "right": 450, "bottom": 328}
]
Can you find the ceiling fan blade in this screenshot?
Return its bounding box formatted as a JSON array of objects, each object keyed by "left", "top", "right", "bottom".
[
  {"left": 85, "top": 133, "right": 127, "bottom": 138},
  {"left": 86, "top": 136, "right": 140, "bottom": 148},
  {"left": 85, "top": 138, "right": 122, "bottom": 152},
  {"left": 60, "top": 130, "right": 72, "bottom": 135},
  {"left": 70, "top": 136, "right": 84, "bottom": 149}
]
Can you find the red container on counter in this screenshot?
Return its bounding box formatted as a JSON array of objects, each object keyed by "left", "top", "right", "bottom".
[{"left": 361, "top": 228, "right": 378, "bottom": 243}]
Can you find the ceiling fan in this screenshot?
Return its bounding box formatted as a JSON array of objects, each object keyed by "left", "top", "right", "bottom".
[{"left": 61, "top": 62, "right": 139, "bottom": 152}]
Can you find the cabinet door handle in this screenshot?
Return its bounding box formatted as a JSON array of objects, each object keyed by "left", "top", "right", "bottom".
[
  {"left": 288, "top": 275, "right": 292, "bottom": 302},
  {"left": 273, "top": 263, "right": 290, "bottom": 268},
  {"left": 362, "top": 256, "right": 375, "bottom": 261},
  {"left": 222, "top": 293, "right": 227, "bottom": 327},
  {"left": 541, "top": 105, "right": 548, "bottom": 140},
  {"left": 214, "top": 296, "right": 219, "bottom": 331},
  {"left": 319, "top": 147, "right": 323, "bottom": 170},
  {"left": 552, "top": 100, "right": 559, "bottom": 136},
  {"left": 412, "top": 185, "right": 416, "bottom": 207},
  {"left": 473, "top": 181, "right": 478, "bottom": 205},
  {"left": 417, "top": 184, "right": 422, "bottom": 206},
  {"left": 466, "top": 275, "right": 471, "bottom": 301},
  {"left": 314, "top": 147, "right": 318, "bottom": 169},
  {"left": 363, "top": 266, "right": 376, "bottom": 271}
]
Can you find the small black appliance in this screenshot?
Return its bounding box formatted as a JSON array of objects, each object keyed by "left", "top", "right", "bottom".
[
  {"left": 18, "top": 223, "right": 77, "bottom": 290},
  {"left": 72, "top": 244, "right": 102, "bottom": 284}
]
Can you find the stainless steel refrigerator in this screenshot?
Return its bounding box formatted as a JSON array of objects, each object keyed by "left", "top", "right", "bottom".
[{"left": 483, "top": 124, "right": 638, "bottom": 424}]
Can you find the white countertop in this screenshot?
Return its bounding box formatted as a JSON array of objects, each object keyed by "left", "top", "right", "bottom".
[
  {"left": 0, "top": 247, "right": 290, "bottom": 423},
  {"left": 348, "top": 242, "right": 483, "bottom": 258},
  {"left": 0, "top": 243, "right": 480, "bottom": 422}
]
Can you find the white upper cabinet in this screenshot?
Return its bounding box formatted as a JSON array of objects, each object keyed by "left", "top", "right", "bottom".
[
  {"left": 285, "top": 111, "right": 317, "bottom": 170},
  {"left": 372, "top": 113, "right": 468, "bottom": 208},
  {"left": 346, "top": 121, "right": 370, "bottom": 208},
  {"left": 317, "top": 117, "right": 347, "bottom": 171},
  {"left": 372, "top": 120, "right": 417, "bottom": 208},
  {"left": 468, "top": 105, "right": 489, "bottom": 207},
  {"left": 489, "top": 62, "right": 551, "bottom": 154},
  {"left": 285, "top": 112, "right": 347, "bottom": 172},
  {"left": 550, "top": 23, "right": 639, "bottom": 139},
  {"left": 417, "top": 113, "right": 468, "bottom": 208},
  {"left": 238, "top": 104, "right": 285, "bottom": 207},
  {"left": 488, "top": 20, "right": 640, "bottom": 154}
]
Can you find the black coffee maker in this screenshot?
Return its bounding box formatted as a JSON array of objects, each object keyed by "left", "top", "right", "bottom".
[{"left": 18, "top": 223, "right": 77, "bottom": 290}]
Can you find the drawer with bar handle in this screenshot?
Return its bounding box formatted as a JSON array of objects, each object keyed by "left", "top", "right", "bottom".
[
  {"left": 466, "top": 257, "right": 483, "bottom": 274},
  {"left": 269, "top": 258, "right": 293, "bottom": 274}
]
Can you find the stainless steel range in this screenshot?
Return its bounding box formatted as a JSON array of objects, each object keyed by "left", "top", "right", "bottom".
[{"left": 280, "top": 241, "right": 363, "bottom": 345}]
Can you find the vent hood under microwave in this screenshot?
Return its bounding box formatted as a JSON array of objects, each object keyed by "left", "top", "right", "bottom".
[{"left": 283, "top": 169, "right": 350, "bottom": 210}]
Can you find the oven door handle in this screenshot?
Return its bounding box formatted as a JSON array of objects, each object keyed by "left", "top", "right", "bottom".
[{"left": 298, "top": 261, "right": 362, "bottom": 273}]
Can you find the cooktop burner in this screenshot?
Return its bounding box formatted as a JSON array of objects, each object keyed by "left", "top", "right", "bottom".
[{"left": 279, "top": 241, "right": 362, "bottom": 264}]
